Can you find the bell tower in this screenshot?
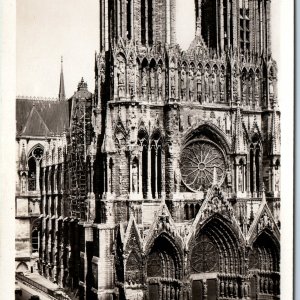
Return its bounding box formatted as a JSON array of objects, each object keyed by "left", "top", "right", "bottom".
[
  {"left": 195, "top": 0, "right": 272, "bottom": 55},
  {"left": 99, "top": 0, "right": 177, "bottom": 51}
]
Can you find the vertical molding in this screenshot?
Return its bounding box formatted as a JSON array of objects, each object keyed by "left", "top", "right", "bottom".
[
  {"left": 104, "top": 0, "right": 109, "bottom": 51},
  {"left": 232, "top": 0, "right": 237, "bottom": 49},
  {"left": 170, "top": 0, "right": 176, "bottom": 45},
  {"left": 220, "top": 0, "right": 224, "bottom": 52}
]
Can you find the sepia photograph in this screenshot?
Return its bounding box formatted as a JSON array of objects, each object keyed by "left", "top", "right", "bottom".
[{"left": 1, "top": 0, "right": 294, "bottom": 299}]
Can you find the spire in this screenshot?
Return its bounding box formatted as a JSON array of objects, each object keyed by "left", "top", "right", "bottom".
[
  {"left": 19, "top": 144, "right": 28, "bottom": 171},
  {"left": 235, "top": 103, "right": 244, "bottom": 153},
  {"left": 58, "top": 56, "right": 66, "bottom": 101}
]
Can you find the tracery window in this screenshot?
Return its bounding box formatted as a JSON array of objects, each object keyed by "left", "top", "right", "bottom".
[
  {"left": 28, "top": 146, "right": 44, "bottom": 191},
  {"left": 191, "top": 234, "right": 219, "bottom": 273},
  {"left": 180, "top": 140, "right": 226, "bottom": 192}
]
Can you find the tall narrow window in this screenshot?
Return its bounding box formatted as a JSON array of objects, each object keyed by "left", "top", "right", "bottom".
[
  {"left": 255, "top": 145, "right": 260, "bottom": 192},
  {"left": 250, "top": 145, "right": 254, "bottom": 194},
  {"left": 148, "top": 0, "right": 153, "bottom": 45},
  {"left": 239, "top": 0, "right": 250, "bottom": 53},
  {"left": 201, "top": 0, "right": 217, "bottom": 50},
  {"left": 141, "top": 0, "right": 146, "bottom": 44},
  {"left": 126, "top": 0, "right": 132, "bottom": 39},
  {"left": 28, "top": 146, "right": 43, "bottom": 191},
  {"left": 32, "top": 229, "right": 39, "bottom": 252}
]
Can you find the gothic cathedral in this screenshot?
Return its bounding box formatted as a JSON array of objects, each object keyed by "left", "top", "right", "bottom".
[{"left": 16, "top": 0, "right": 281, "bottom": 299}]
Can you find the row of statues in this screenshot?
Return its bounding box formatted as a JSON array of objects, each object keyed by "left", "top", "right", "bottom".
[{"left": 115, "top": 54, "right": 264, "bottom": 104}]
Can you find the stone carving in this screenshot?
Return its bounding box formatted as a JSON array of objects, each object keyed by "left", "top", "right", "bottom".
[
  {"left": 170, "top": 69, "right": 176, "bottom": 98},
  {"left": 196, "top": 69, "right": 202, "bottom": 103},
  {"left": 157, "top": 66, "right": 163, "bottom": 98},
  {"left": 258, "top": 211, "right": 274, "bottom": 232},
  {"left": 204, "top": 66, "right": 210, "bottom": 102},
  {"left": 181, "top": 69, "right": 187, "bottom": 100},
  {"left": 117, "top": 55, "right": 126, "bottom": 98},
  {"left": 180, "top": 140, "right": 225, "bottom": 191},
  {"left": 141, "top": 68, "right": 148, "bottom": 98},
  {"left": 188, "top": 69, "right": 194, "bottom": 101},
  {"left": 132, "top": 161, "right": 138, "bottom": 193}
]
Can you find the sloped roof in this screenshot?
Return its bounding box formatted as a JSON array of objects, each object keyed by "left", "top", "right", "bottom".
[{"left": 16, "top": 98, "right": 70, "bottom": 137}]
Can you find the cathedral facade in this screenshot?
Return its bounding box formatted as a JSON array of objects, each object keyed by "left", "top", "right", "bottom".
[{"left": 16, "top": 0, "right": 281, "bottom": 299}]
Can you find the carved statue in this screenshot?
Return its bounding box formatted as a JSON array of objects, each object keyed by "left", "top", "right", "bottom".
[
  {"left": 204, "top": 67, "right": 210, "bottom": 102},
  {"left": 211, "top": 69, "right": 217, "bottom": 102},
  {"left": 142, "top": 68, "right": 148, "bottom": 97},
  {"left": 128, "top": 66, "right": 135, "bottom": 97},
  {"left": 170, "top": 69, "right": 176, "bottom": 98},
  {"left": 189, "top": 70, "right": 194, "bottom": 101},
  {"left": 219, "top": 68, "right": 225, "bottom": 100},
  {"left": 196, "top": 69, "right": 202, "bottom": 103},
  {"left": 150, "top": 68, "right": 155, "bottom": 96},
  {"left": 21, "top": 173, "right": 27, "bottom": 193},
  {"left": 132, "top": 162, "right": 138, "bottom": 193},
  {"left": 174, "top": 168, "right": 181, "bottom": 193},
  {"left": 157, "top": 66, "right": 163, "bottom": 98},
  {"left": 117, "top": 57, "right": 126, "bottom": 98},
  {"left": 181, "top": 69, "right": 187, "bottom": 99}
]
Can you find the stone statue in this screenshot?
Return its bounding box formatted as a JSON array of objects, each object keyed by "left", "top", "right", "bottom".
[
  {"left": 181, "top": 69, "right": 187, "bottom": 99},
  {"left": 170, "top": 69, "right": 176, "bottom": 98},
  {"left": 211, "top": 69, "right": 217, "bottom": 102},
  {"left": 21, "top": 173, "right": 27, "bottom": 193},
  {"left": 157, "top": 66, "right": 162, "bottom": 98},
  {"left": 150, "top": 68, "right": 155, "bottom": 96},
  {"left": 142, "top": 68, "right": 148, "bottom": 97},
  {"left": 196, "top": 69, "right": 202, "bottom": 103},
  {"left": 189, "top": 70, "right": 194, "bottom": 101},
  {"left": 132, "top": 162, "right": 138, "bottom": 193},
  {"left": 204, "top": 67, "right": 210, "bottom": 102}
]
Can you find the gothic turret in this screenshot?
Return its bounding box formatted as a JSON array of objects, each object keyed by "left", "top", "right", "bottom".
[{"left": 58, "top": 56, "right": 66, "bottom": 101}]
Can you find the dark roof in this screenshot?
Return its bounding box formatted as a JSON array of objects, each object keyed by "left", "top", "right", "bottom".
[{"left": 16, "top": 98, "right": 70, "bottom": 137}]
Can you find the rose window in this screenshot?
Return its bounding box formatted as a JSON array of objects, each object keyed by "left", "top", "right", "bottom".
[
  {"left": 191, "top": 236, "right": 219, "bottom": 273},
  {"left": 180, "top": 139, "right": 226, "bottom": 192}
]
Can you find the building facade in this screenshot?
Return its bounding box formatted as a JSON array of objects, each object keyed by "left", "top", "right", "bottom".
[{"left": 16, "top": 1, "right": 281, "bottom": 299}]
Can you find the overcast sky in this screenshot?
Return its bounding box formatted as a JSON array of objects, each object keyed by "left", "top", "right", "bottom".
[{"left": 17, "top": 0, "right": 280, "bottom": 99}]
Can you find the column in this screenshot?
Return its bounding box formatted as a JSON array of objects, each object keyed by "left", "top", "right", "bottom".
[
  {"left": 36, "top": 160, "right": 41, "bottom": 192},
  {"left": 232, "top": 0, "right": 237, "bottom": 49},
  {"left": 155, "top": 148, "right": 158, "bottom": 199},
  {"left": 145, "top": 0, "right": 148, "bottom": 45},
  {"left": 227, "top": 0, "right": 231, "bottom": 49},
  {"left": 147, "top": 145, "right": 152, "bottom": 199},
  {"left": 161, "top": 150, "right": 166, "bottom": 199},
  {"left": 235, "top": 163, "right": 239, "bottom": 193},
  {"left": 220, "top": 0, "right": 224, "bottom": 52},
  {"left": 138, "top": 148, "right": 143, "bottom": 196},
  {"left": 129, "top": 154, "right": 133, "bottom": 194},
  {"left": 166, "top": 0, "right": 171, "bottom": 44},
  {"left": 104, "top": 0, "right": 109, "bottom": 50},
  {"left": 253, "top": 159, "right": 257, "bottom": 196}
]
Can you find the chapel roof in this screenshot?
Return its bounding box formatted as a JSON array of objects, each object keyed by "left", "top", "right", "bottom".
[{"left": 16, "top": 97, "right": 70, "bottom": 137}]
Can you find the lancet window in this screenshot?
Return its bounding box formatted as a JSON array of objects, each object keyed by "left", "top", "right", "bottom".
[
  {"left": 249, "top": 138, "right": 261, "bottom": 195},
  {"left": 239, "top": 0, "right": 250, "bottom": 53},
  {"left": 28, "top": 146, "right": 44, "bottom": 191},
  {"left": 151, "top": 132, "right": 162, "bottom": 199}
]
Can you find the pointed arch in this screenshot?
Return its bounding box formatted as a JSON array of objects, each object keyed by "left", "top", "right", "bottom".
[
  {"left": 189, "top": 215, "right": 243, "bottom": 275},
  {"left": 146, "top": 232, "right": 183, "bottom": 280}
]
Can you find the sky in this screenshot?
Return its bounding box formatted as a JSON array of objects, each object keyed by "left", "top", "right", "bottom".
[{"left": 17, "top": 0, "right": 281, "bottom": 99}]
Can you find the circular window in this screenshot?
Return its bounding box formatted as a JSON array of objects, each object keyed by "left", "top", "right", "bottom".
[
  {"left": 180, "top": 139, "right": 226, "bottom": 192},
  {"left": 191, "top": 237, "right": 219, "bottom": 273}
]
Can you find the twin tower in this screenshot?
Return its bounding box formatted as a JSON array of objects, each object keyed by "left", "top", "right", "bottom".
[{"left": 99, "top": 0, "right": 272, "bottom": 55}]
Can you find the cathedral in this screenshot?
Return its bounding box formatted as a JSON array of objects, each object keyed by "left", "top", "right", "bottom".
[{"left": 15, "top": 0, "right": 281, "bottom": 299}]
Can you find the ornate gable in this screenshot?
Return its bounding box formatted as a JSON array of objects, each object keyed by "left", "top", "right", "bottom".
[
  {"left": 186, "top": 185, "right": 244, "bottom": 247},
  {"left": 143, "top": 201, "right": 183, "bottom": 254},
  {"left": 247, "top": 199, "right": 280, "bottom": 244}
]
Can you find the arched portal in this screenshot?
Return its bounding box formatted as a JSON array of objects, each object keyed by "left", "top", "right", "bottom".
[
  {"left": 146, "top": 234, "right": 182, "bottom": 300},
  {"left": 248, "top": 231, "right": 280, "bottom": 298},
  {"left": 190, "top": 217, "right": 242, "bottom": 300}
]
